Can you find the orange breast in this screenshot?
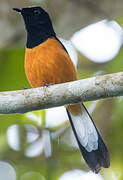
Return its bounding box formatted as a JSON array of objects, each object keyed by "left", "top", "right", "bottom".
[{"left": 25, "top": 38, "right": 77, "bottom": 88}]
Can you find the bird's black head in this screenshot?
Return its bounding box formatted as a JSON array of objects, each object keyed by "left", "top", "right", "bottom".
[{"left": 13, "top": 6, "right": 56, "bottom": 48}]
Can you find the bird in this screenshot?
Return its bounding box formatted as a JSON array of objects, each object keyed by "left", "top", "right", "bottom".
[{"left": 13, "top": 6, "right": 110, "bottom": 173}]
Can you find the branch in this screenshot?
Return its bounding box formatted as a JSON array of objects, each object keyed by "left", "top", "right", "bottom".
[{"left": 0, "top": 72, "right": 123, "bottom": 114}]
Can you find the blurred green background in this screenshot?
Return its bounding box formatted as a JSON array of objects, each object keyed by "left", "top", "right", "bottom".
[{"left": 0, "top": 0, "right": 123, "bottom": 180}]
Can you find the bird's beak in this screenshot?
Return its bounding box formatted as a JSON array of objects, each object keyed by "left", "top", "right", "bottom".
[{"left": 13, "top": 8, "right": 22, "bottom": 13}]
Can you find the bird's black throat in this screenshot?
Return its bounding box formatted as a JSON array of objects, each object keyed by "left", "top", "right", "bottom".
[
  {"left": 26, "top": 22, "right": 56, "bottom": 49},
  {"left": 26, "top": 30, "right": 56, "bottom": 49},
  {"left": 26, "top": 24, "right": 68, "bottom": 53}
]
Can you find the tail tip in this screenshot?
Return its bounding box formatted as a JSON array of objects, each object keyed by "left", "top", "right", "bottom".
[
  {"left": 91, "top": 152, "right": 110, "bottom": 174},
  {"left": 92, "top": 164, "right": 101, "bottom": 174}
]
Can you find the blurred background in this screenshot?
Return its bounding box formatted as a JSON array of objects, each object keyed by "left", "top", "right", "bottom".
[{"left": 0, "top": 0, "right": 123, "bottom": 180}]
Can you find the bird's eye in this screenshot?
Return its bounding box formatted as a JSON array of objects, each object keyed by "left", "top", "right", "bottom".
[{"left": 34, "top": 9, "right": 41, "bottom": 15}]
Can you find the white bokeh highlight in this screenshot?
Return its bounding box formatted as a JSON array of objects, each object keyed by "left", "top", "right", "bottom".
[
  {"left": 7, "top": 124, "right": 52, "bottom": 158},
  {"left": 59, "top": 38, "right": 78, "bottom": 67},
  {"left": 7, "top": 124, "right": 40, "bottom": 152},
  {"left": 59, "top": 169, "right": 104, "bottom": 180},
  {"left": 24, "top": 137, "right": 44, "bottom": 157},
  {"left": 25, "top": 112, "right": 42, "bottom": 125},
  {"left": 25, "top": 130, "right": 52, "bottom": 158},
  {"left": 7, "top": 125, "right": 20, "bottom": 151},
  {"left": 45, "top": 106, "right": 68, "bottom": 128},
  {"left": 0, "top": 161, "right": 16, "bottom": 180},
  {"left": 25, "top": 124, "right": 39, "bottom": 143},
  {"left": 71, "top": 20, "right": 123, "bottom": 63}
]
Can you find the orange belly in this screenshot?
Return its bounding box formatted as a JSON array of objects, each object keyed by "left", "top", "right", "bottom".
[{"left": 25, "top": 38, "right": 77, "bottom": 88}]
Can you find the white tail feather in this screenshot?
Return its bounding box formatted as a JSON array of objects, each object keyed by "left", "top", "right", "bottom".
[{"left": 69, "top": 104, "right": 98, "bottom": 152}]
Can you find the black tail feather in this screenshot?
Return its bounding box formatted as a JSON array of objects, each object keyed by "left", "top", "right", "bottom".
[
  {"left": 66, "top": 107, "right": 110, "bottom": 173},
  {"left": 78, "top": 130, "right": 110, "bottom": 173}
]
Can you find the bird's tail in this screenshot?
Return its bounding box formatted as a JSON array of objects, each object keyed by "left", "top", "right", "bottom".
[{"left": 66, "top": 103, "right": 110, "bottom": 173}]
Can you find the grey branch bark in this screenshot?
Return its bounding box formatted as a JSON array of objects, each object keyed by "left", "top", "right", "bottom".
[{"left": 0, "top": 72, "right": 123, "bottom": 114}]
